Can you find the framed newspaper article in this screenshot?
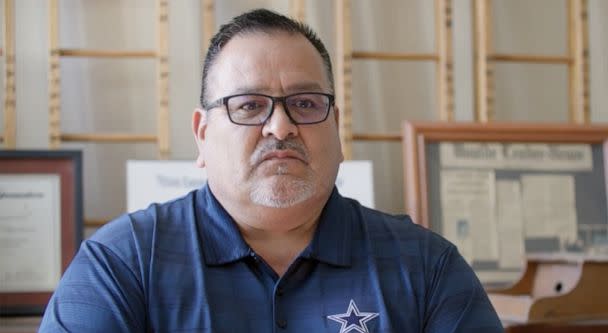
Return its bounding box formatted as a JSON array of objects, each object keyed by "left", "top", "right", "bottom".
[
  {"left": 0, "top": 150, "right": 83, "bottom": 315},
  {"left": 403, "top": 122, "right": 608, "bottom": 287}
]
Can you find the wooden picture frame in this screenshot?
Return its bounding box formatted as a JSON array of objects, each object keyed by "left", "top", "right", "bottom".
[
  {"left": 403, "top": 122, "right": 608, "bottom": 286},
  {"left": 0, "top": 150, "right": 83, "bottom": 315}
]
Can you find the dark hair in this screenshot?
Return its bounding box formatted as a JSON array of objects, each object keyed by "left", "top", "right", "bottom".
[{"left": 200, "top": 8, "right": 334, "bottom": 108}]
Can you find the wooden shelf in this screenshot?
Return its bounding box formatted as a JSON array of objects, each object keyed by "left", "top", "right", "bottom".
[
  {"left": 489, "top": 256, "right": 608, "bottom": 324},
  {"left": 488, "top": 53, "right": 571, "bottom": 65},
  {"left": 352, "top": 132, "right": 402, "bottom": 142},
  {"left": 352, "top": 51, "right": 438, "bottom": 62},
  {"left": 0, "top": 316, "right": 41, "bottom": 333},
  {"left": 84, "top": 218, "right": 109, "bottom": 227},
  {"left": 59, "top": 133, "right": 158, "bottom": 143},
  {"left": 58, "top": 48, "right": 157, "bottom": 58}
]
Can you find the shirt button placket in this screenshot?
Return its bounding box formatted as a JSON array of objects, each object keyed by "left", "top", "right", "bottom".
[
  {"left": 276, "top": 318, "right": 287, "bottom": 330},
  {"left": 274, "top": 284, "right": 287, "bottom": 330}
]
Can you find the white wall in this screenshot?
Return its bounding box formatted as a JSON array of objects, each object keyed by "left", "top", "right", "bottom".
[{"left": 5, "top": 0, "right": 608, "bottom": 223}]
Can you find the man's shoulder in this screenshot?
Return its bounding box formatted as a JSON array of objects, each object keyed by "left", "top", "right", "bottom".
[
  {"left": 89, "top": 189, "right": 201, "bottom": 253},
  {"left": 344, "top": 198, "right": 454, "bottom": 256}
]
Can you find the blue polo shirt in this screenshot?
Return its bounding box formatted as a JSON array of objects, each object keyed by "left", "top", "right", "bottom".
[{"left": 40, "top": 184, "right": 503, "bottom": 332}]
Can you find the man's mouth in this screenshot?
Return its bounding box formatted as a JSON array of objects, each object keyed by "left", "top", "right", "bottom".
[
  {"left": 250, "top": 139, "right": 310, "bottom": 168},
  {"left": 261, "top": 150, "right": 306, "bottom": 163}
]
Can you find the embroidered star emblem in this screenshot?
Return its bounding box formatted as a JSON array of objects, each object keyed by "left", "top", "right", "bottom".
[{"left": 327, "top": 299, "right": 379, "bottom": 333}]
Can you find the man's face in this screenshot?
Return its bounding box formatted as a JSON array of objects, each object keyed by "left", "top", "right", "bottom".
[{"left": 193, "top": 31, "right": 343, "bottom": 209}]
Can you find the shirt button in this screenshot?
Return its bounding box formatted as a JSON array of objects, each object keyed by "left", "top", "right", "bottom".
[
  {"left": 277, "top": 287, "right": 284, "bottom": 296},
  {"left": 276, "top": 319, "right": 287, "bottom": 329}
]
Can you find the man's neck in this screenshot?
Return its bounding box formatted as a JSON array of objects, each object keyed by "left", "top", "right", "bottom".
[
  {"left": 209, "top": 183, "right": 332, "bottom": 276},
  {"left": 232, "top": 201, "right": 327, "bottom": 276},
  {"left": 239, "top": 216, "right": 318, "bottom": 276}
]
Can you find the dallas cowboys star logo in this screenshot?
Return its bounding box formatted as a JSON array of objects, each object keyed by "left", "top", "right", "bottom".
[{"left": 327, "top": 299, "right": 379, "bottom": 333}]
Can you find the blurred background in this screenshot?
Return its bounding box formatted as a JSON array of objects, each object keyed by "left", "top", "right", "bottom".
[{"left": 1, "top": 0, "right": 607, "bottom": 230}]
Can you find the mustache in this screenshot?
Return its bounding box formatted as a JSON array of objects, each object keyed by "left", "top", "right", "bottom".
[{"left": 250, "top": 138, "right": 309, "bottom": 166}]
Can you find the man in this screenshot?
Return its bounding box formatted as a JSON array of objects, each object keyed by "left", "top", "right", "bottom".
[{"left": 40, "top": 9, "right": 503, "bottom": 333}]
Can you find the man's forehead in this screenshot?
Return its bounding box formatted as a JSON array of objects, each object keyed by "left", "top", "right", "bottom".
[
  {"left": 216, "top": 32, "right": 322, "bottom": 68},
  {"left": 208, "top": 32, "right": 330, "bottom": 96}
]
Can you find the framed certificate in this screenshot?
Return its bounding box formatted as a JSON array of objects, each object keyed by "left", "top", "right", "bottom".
[
  {"left": 403, "top": 122, "right": 608, "bottom": 287},
  {"left": 0, "top": 150, "right": 83, "bottom": 315}
]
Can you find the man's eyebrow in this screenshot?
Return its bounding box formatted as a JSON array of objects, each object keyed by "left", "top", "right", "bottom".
[
  {"left": 229, "top": 82, "right": 325, "bottom": 95},
  {"left": 285, "top": 82, "right": 324, "bottom": 93},
  {"left": 230, "top": 86, "right": 268, "bottom": 95}
]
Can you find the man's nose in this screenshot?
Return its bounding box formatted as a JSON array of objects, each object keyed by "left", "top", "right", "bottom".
[{"left": 261, "top": 102, "right": 299, "bottom": 140}]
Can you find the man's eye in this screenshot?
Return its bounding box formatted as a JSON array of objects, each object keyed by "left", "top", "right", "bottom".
[
  {"left": 292, "top": 99, "right": 316, "bottom": 109},
  {"left": 239, "top": 102, "right": 265, "bottom": 111}
]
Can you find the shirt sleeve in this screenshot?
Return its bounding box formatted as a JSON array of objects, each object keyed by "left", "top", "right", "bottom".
[
  {"left": 423, "top": 245, "right": 505, "bottom": 333},
  {"left": 39, "top": 231, "right": 147, "bottom": 332}
]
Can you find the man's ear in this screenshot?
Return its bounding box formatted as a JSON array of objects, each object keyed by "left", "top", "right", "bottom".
[
  {"left": 192, "top": 107, "right": 208, "bottom": 168},
  {"left": 333, "top": 104, "right": 340, "bottom": 128},
  {"left": 333, "top": 105, "right": 345, "bottom": 163}
]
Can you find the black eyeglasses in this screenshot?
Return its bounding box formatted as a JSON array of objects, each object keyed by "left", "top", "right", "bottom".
[{"left": 204, "top": 92, "right": 335, "bottom": 126}]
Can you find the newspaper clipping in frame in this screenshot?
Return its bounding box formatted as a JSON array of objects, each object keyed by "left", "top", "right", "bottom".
[
  {"left": 440, "top": 169, "right": 498, "bottom": 264},
  {"left": 438, "top": 142, "right": 593, "bottom": 284}
]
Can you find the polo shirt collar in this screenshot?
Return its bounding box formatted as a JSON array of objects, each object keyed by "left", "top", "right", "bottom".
[
  {"left": 196, "top": 184, "right": 352, "bottom": 268},
  {"left": 196, "top": 185, "right": 251, "bottom": 266},
  {"left": 302, "top": 188, "right": 352, "bottom": 267}
]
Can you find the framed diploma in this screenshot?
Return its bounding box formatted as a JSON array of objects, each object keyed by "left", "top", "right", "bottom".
[
  {"left": 0, "top": 150, "right": 83, "bottom": 315},
  {"left": 403, "top": 122, "right": 608, "bottom": 287}
]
